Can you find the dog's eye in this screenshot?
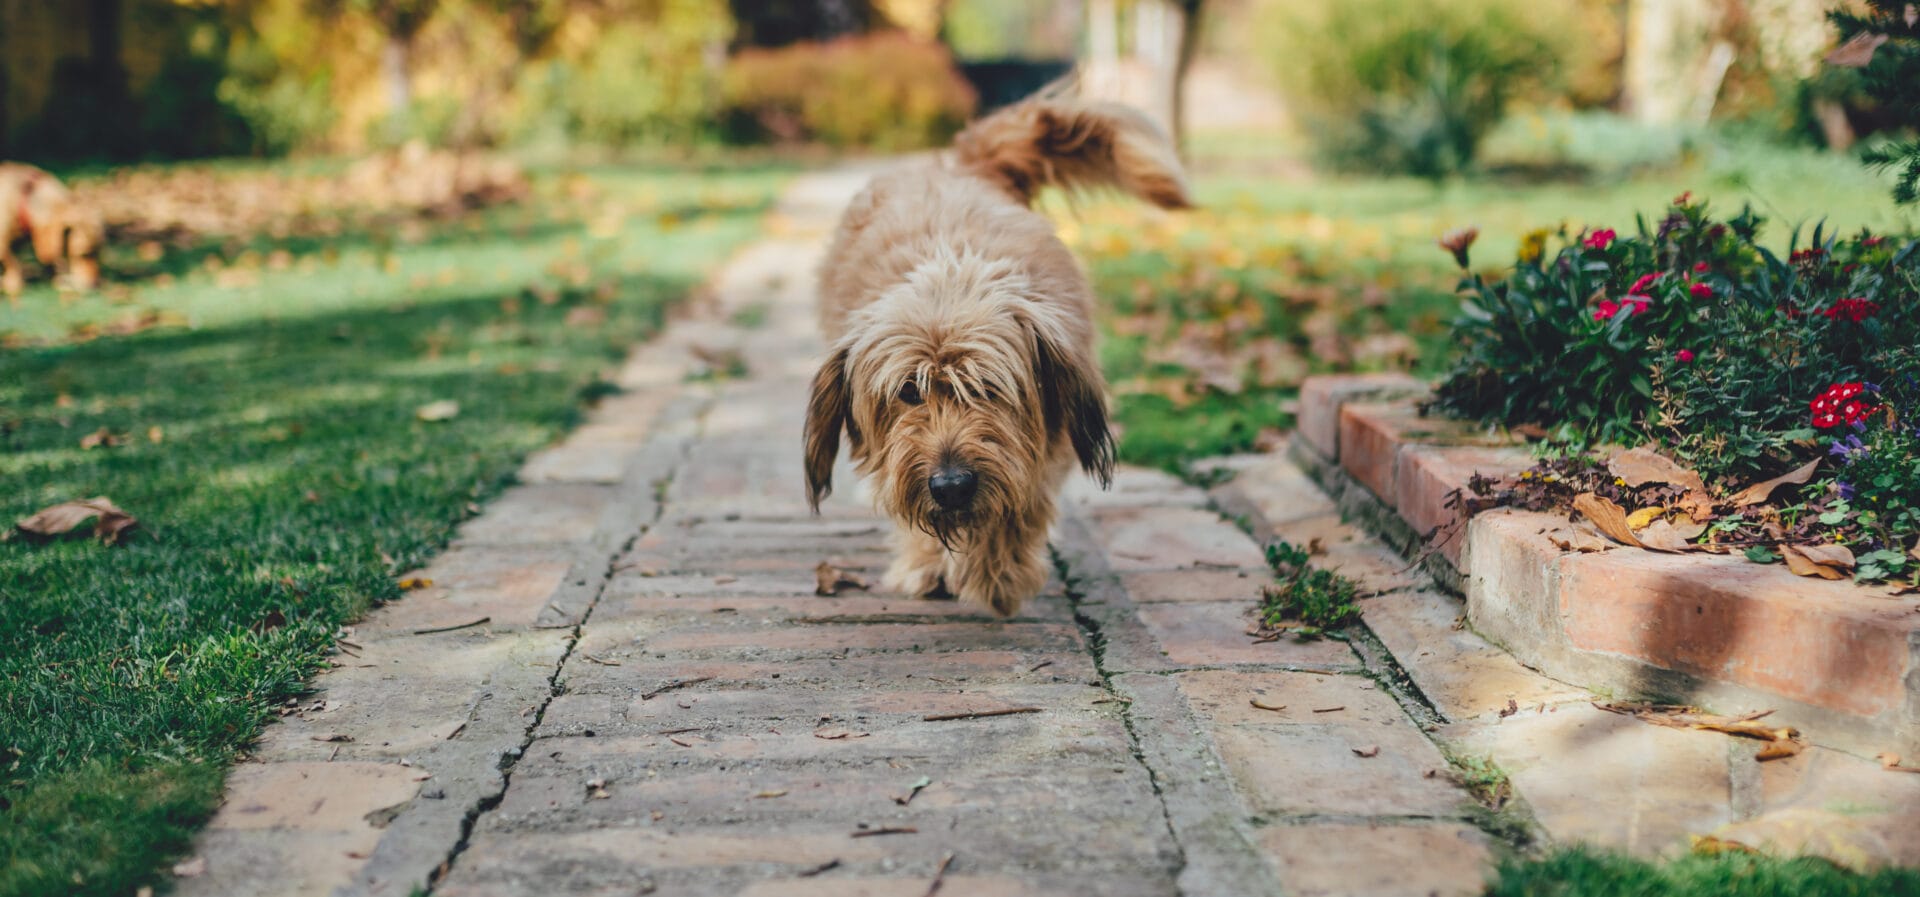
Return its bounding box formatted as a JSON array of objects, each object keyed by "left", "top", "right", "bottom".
[{"left": 898, "top": 381, "right": 922, "bottom": 405}]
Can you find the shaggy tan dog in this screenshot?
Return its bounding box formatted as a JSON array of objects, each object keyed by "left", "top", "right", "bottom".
[
  {"left": 804, "top": 98, "right": 1191, "bottom": 616},
  {"left": 0, "top": 163, "right": 105, "bottom": 295}
]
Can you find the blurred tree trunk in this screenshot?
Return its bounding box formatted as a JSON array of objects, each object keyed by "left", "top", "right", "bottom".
[
  {"left": 1136, "top": 0, "right": 1202, "bottom": 151},
  {"left": 1623, "top": 0, "right": 1718, "bottom": 124},
  {"left": 1169, "top": 0, "right": 1203, "bottom": 153},
  {"left": 382, "top": 33, "right": 411, "bottom": 119}
]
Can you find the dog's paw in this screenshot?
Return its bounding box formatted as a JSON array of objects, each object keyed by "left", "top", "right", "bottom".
[{"left": 883, "top": 557, "right": 948, "bottom": 599}]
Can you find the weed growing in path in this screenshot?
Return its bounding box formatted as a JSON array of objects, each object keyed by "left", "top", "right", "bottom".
[{"left": 1259, "top": 541, "right": 1360, "bottom": 634}]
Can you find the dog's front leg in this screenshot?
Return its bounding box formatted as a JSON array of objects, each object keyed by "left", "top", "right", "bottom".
[
  {"left": 883, "top": 527, "right": 950, "bottom": 599},
  {"left": 947, "top": 518, "right": 1049, "bottom": 618}
]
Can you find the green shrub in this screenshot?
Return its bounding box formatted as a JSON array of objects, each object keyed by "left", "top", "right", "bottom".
[
  {"left": 555, "top": 3, "right": 733, "bottom": 147},
  {"left": 1258, "top": 0, "right": 1580, "bottom": 178},
  {"left": 722, "top": 31, "right": 977, "bottom": 150},
  {"left": 1434, "top": 196, "right": 1920, "bottom": 583},
  {"left": 1830, "top": 1, "right": 1920, "bottom": 204}
]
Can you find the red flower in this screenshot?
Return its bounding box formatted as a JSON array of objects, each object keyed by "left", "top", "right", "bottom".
[
  {"left": 1819, "top": 298, "right": 1881, "bottom": 322},
  {"left": 1863, "top": 236, "right": 1885, "bottom": 248},
  {"left": 1584, "top": 228, "right": 1616, "bottom": 250},
  {"left": 1810, "top": 382, "right": 1875, "bottom": 429},
  {"left": 1674, "top": 191, "right": 1693, "bottom": 206},
  {"left": 1689, "top": 282, "right": 1713, "bottom": 299},
  {"left": 1790, "top": 247, "right": 1827, "bottom": 265},
  {"left": 1626, "top": 272, "right": 1663, "bottom": 296},
  {"left": 1676, "top": 349, "right": 1695, "bottom": 363},
  {"left": 1692, "top": 261, "right": 1710, "bottom": 273},
  {"left": 1593, "top": 299, "right": 1621, "bottom": 321},
  {"left": 1625, "top": 297, "right": 1651, "bottom": 315}
]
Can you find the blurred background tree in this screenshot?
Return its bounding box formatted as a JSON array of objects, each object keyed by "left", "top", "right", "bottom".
[{"left": 0, "top": 0, "right": 1911, "bottom": 175}]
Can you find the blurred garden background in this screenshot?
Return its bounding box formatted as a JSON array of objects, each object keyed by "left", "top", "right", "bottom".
[{"left": 2, "top": 1, "right": 1918, "bottom": 895}]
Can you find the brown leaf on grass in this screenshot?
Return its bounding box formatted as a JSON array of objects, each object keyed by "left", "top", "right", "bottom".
[
  {"left": 1731, "top": 459, "right": 1821, "bottom": 508},
  {"left": 14, "top": 497, "right": 138, "bottom": 545},
  {"left": 814, "top": 562, "right": 869, "bottom": 597},
  {"left": 1639, "top": 516, "right": 1709, "bottom": 553},
  {"left": 1782, "top": 545, "right": 1849, "bottom": 581},
  {"left": 415, "top": 400, "right": 460, "bottom": 422},
  {"left": 1797, "top": 543, "right": 1855, "bottom": 569},
  {"left": 1572, "top": 493, "right": 1641, "bottom": 547},
  {"left": 563, "top": 306, "right": 607, "bottom": 328},
  {"left": 79, "top": 428, "right": 122, "bottom": 450}
]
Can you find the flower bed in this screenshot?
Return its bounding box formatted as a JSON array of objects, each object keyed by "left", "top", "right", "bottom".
[{"left": 1431, "top": 194, "right": 1919, "bottom": 590}]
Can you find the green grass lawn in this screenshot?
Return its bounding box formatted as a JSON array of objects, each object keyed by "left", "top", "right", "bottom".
[
  {"left": 1490, "top": 846, "right": 1920, "bottom": 897},
  {"left": 1066, "top": 135, "right": 1920, "bottom": 471},
  {"left": 0, "top": 159, "right": 789, "bottom": 897}
]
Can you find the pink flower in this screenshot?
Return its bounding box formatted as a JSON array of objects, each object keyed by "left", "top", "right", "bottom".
[
  {"left": 1625, "top": 297, "right": 1651, "bottom": 315},
  {"left": 1689, "top": 282, "right": 1713, "bottom": 299},
  {"left": 1593, "top": 299, "right": 1621, "bottom": 321},
  {"left": 1692, "top": 261, "right": 1710, "bottom": 273},
  {"left": 1627, "top": 272, "right": 1663, "bottom": 296},
  {"left": 1676, "top": 349, "right": 1695, "bottom": 363},
  {"left": 1584, "top": 229, "right": 1616, "bottom": 250}
]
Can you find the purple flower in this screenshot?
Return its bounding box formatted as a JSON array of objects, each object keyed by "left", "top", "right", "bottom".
[
  {"left": 1828, "top": 434, "right": 1868, "bottom": 465},
  {"left": 1837, "top": 481, "right": 1856, "bottom": 501}
]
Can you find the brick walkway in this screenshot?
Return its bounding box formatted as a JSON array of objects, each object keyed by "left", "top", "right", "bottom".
[{"left": 172, "top": 169, "right": 1920, "bottom": 897}]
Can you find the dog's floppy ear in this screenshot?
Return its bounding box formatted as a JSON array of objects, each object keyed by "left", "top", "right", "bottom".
[
  {"left": 803, "top": 346, "right": 858, "bottom": 512},
  {"left": 1033, "top": 327, "right": 1115, "bottom": 488}
]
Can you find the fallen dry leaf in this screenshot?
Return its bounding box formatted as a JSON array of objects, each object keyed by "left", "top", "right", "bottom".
[
  {"left": 1782, "top": 545, "right": 1849, "bottom": 581},
  {"left": 1249, "top": 698, "right": 1287, "bottom": 712},
  {"left": 1638, "top": 516, "right": 1708, "bottom": 553},
  {"left": 1731, "top": 459, "right": 1821, "bottom": 508},
  {"left": 1625, "top": 506, "right": 1666, "bottom": 531},
  {"left": 1797, "top": 543, "right": 1855, "bottom": 570},
  {"left": 812, "top": 727, "right": 869, "bottom": 740},
  {"left": 1610, "top": 446, "right": 1708, "bottom": 494},
  {"left": 1755, "top": 739, "right": 1804, "bottom": 761},
  {"left": 1546, "top": 523, "right": 1613, "bottom": 553},
  {"left": 814, "top": 562, "right": 869, "bottom": 597},
  {"left": 416, "top": 400, "right": 461, "bottom": 422},
  {"left": 1351, "top": 745, "right": 1380, "bottom": 758},
  {"left": 754, "top": 789, "right": 789, "bottom": 799},
  {"left": 79, "top": 428, "right": 122, "bottom": 450},
  {"left": 1600, "top": 702, "right": 1804, "bottom": 759},
  {"left": 171, "top": 856, "right": 207, "bottom": 878},
  {"left": 585, "top": 778, "right": 610, "bottom": 799},
  {"left": 398, "top": 577, "right": 433, "bottom": 590},
  {"left": 1878, "top": 753, "right": 1920, "bottom": 773},
  {"left": 1572, "top": 493, "right": 1641, "bottom": 547},
  {"left": 1696, "top": 808, "right": 1892, "bottom": 871},
  {"left": 14, "top": 497, "right": 139, "bottom": 545}
]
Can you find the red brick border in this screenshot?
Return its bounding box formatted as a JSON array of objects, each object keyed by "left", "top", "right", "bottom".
[{"left": 1292, "top": 375, "right": 1920, "bottom": 755}]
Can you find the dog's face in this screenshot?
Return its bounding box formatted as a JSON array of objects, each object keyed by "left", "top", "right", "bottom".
[{"left": 804, "top": 256, "right": 1113, "bottom": 543}]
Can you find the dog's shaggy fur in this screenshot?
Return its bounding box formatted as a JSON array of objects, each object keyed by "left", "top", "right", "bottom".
[
  {"left": 804, "top": 98, "right": 1191, "bottom": 616},
  {"left": 0, "top": 162, "right": 105, "bottom": 295}
]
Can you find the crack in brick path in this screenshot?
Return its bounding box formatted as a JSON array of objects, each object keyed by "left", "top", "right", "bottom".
[{"left": 174, "top": 167, "right": 1694, "bottom": 897}]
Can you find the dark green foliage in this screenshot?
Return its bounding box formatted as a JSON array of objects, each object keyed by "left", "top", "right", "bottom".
[{"left": 1830, "top": 1, "right": 1920, "bottom": 204}]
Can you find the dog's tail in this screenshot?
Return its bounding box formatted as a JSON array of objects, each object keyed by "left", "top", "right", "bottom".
[{"left": 951, "top": 98, "right": 1192, "bottom": 210}]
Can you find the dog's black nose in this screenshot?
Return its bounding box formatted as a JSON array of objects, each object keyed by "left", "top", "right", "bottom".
[{"left": 928, "top": 466, "right": 978, "bottom": 510}]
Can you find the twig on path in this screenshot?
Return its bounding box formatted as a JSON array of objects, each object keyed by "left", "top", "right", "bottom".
[
  {"left": 851, "top": 826, "right": 919, "bottom": 838},
  {"left": 1311, "top": 705, "right": 1346, "bottom": 713},
  {"left": 641, "top": 675, "right": 714, "bottom": 700},
  {"left": 411, "top": 617, "right": 491, "bottom": 635},
  {"left": 923, "top": 853, "right": 955, "bottom": 896},
  {"left": 1029, "top": 660, "right": 1053, "bottom": 672},
  {"left": 922, "top": 707, "right": 1041, "bottom": 722},
  {"left": 658, "top": 727, "right": 701, "bottom": 735},
  {"left": 798, "top": 859, "right": 841, "bottom": 877},
  {"left": 582, "top": 654, "right": 622, "bottom": 666}
]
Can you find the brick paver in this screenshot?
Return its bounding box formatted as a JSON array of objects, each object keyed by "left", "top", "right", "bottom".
[{"left": 174, "top": 167, "right": 1915, "bottom": 897}]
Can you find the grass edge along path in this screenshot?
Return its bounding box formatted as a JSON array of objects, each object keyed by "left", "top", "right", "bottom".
[{"left": 0, "top": 162, "right": 790, "bottom": 897}]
